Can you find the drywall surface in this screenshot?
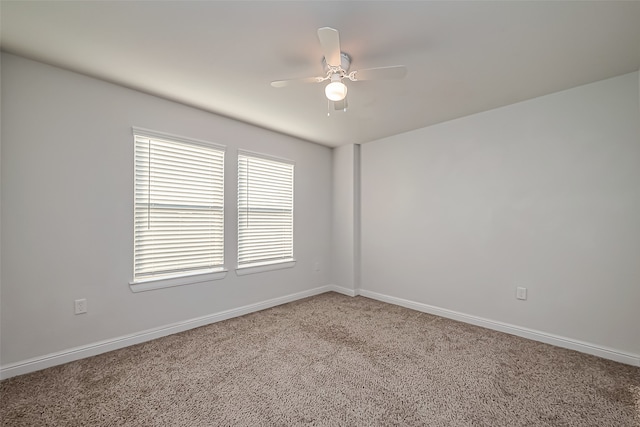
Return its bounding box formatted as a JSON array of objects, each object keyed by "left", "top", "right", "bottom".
[
  {"left": 0, "top": 53, "right": 332, "bottom": 365},
  {"left": 331, "top": 145, "right": 355, "bottom": 290},
  {"left": 361, "top": 72, "right": 640, "bottom": 356}
]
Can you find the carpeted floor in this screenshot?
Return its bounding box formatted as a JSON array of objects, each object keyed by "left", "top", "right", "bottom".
[{"left": 1, "top": 292, "right": 639, "bottom": 426}]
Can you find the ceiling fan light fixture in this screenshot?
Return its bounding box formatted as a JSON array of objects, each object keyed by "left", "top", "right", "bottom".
[{"left": 325, "top": 80, "right": 347, "bottom": 101}]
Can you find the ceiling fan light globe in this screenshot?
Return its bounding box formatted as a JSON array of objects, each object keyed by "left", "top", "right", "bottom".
[{"left": 325, "top": 81, "right": 347, "bottom": 101}]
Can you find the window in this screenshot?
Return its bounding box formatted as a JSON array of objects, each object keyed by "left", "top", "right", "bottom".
[
  {"left": 237, "top": 151, "right": 294, "bottom": 273},
  {"left": 132, "top": 128, "right": 225, "bottom": 290}
]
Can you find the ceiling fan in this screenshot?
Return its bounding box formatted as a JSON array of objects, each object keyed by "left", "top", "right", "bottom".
[{"left": 271, "top": 27, "right": 408, "bottom": 112}]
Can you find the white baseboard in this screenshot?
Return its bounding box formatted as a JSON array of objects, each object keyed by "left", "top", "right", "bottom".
[
  {"left": 358, "top": 289, "right": 640, "bottom": 367},
  {"left": 0, "top": 285, "right": 335, "bottom": 380},
  {"left": 326, "top": 284, "right": 360, "bottom": 297}
]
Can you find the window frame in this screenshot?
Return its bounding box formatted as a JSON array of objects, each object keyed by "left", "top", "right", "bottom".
[
  {"left": 129, "top": 127, "right": 227, "bottom": 293},
  {"left": 236, "top": 149, "right": 295, "bottom": 275}
]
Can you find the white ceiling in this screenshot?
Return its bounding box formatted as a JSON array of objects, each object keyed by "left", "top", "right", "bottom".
[{"left": 2, "top": 1, "right": 639, "bottom": 147}]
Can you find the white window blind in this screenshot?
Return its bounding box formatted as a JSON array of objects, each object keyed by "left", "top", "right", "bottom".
[
  {"left": 133, "top": 129, "right": 225, "bottom": 282},
  {"left": 238, "top": 151, "right": 294, "bottom": 268}
]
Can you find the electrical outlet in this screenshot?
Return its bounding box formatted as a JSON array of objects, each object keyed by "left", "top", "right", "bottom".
[
  {"left": 516, "top": 287, "right": 527, "bottom": 300},
  {"left": 314, "top": 261, "right": 321, "bottom": 272},
  {"left": 74, "top": 298, "right": 87, "bottom": 314}
]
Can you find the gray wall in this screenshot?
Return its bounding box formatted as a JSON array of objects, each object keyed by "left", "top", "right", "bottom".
[
  {"left": 1, "top": 53, "right": 332, "bottom": 366},
  {"left": 361, "top": 71, "right": 640, "bottom": 357}
]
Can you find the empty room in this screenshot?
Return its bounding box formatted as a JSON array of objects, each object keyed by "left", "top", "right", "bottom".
[{"left": 1, "top": 1, "right": 639, "bottom": 426}]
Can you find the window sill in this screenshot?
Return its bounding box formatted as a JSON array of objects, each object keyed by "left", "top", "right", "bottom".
[
  {"left": 235, "top": 260, "right": 296, "bottom": 276},
  {"left": 129, "top": 269, "right": 227, "bottom": 293}
]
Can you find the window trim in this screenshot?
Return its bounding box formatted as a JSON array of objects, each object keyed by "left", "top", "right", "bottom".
[
  {"left": 235, "top": 260, "right": 296, "bottom": 276},
  {"left": 131, "top": 127, "right": 226, "bottom": 152},
  {"left": 129, "top": 269, "right": 228, "bottom": 293},
  {"left": 236, "top": 149, "right": 295, "bottom": 274},
  {"left": 130, "top": 127, "right": 226, "bottom": 292}
]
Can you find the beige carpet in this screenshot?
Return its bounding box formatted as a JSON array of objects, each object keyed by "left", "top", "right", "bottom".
[{"left": 1, "top": 292, "right": 639, "bottom": 426}]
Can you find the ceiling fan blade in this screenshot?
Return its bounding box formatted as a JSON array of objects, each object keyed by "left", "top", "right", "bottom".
[
  {"left": 317, "top": 27, "right": 341, "bottom": 67},
  {"left": 351, "top": 65, "right": 408, "bottom": 81},
  {"left": 271, "top": 76, "right": 323, "bottom": 88}
]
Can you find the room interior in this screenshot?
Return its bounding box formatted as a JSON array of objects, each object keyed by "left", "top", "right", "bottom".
[{"left": 1, "top": 0, "right": 639, "bottom": 387}]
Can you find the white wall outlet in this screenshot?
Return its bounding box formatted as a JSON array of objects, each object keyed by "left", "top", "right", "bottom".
[
  {"left": 516, "top": 287, "right": 527, "bottom": 300},
  {"left": 314, "top": 261, "right": 321, "bottom": 272},
  {"left": 74, "top": 298, "right": 87, "bottom": 314}
]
